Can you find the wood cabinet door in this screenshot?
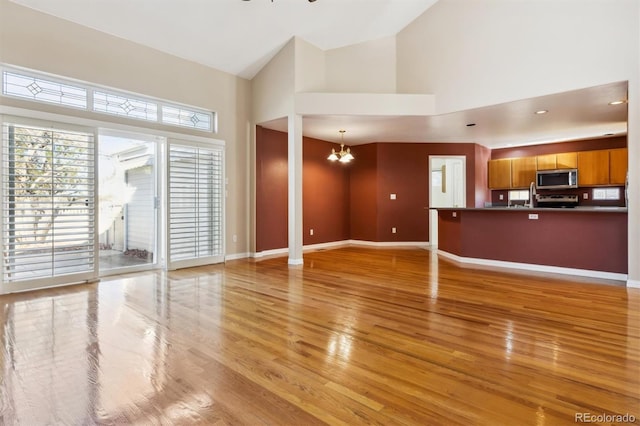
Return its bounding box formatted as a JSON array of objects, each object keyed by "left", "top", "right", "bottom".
[
  {"left": 511, "top": 157, "right": 537, "bottom": 188},
  {"left": 488, "top": 159, "right": 511, "bottom": 189},
  {"left": 536, "top": 154, "right": 556, "bottom": 170},
  {"left": 556, "top": 152, "right": 577, "bottom": 169},
  {"left": 578, "top": 150, "right": 609, "bottom": 186},
  {"left": 609, "top": 148, "right": 628, "bottom": 184}
]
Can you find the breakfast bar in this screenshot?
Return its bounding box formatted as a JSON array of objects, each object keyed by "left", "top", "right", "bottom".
[{"left": 436, "top": 207, "right": 628, "bottom": 278}]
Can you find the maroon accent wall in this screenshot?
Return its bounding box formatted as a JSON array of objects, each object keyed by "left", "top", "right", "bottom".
[
  {"left": 474, "top": 145, "right": 492, "bottom": 208},
  {"left": 372, "top": 143, "right": 487, "bottom": 242},
  {"left": 491, "top": 136, "right": 627, "bottom": 159},
  {"left": 255, "top": 128, "right": 491, "bottom": 248},
  {"left": 349, "top": 144, "right": 378, "bottom": 241},
  {"left": 255, "top": 127, "right": 288, "bottom": 252},
  {"left": 303, "top": 137, "right": 351, "bottom": 245},
  {"left": 438, "top": 209, "right": 627, "bottom": 273}
]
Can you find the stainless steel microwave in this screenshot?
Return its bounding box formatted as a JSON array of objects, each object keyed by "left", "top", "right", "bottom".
[{"left": 536, "top": 169, "right": 578, "bottom": 189}]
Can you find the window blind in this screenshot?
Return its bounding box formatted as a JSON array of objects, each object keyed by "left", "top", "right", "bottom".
[
  {"left": 2, "top": 123, "right": 95, "bottom": 283},
  {"left": 167, "top": 142, "right": 224, "bottom": 269}
]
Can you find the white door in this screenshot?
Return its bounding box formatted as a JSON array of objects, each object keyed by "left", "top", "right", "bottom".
[{"left": 429, "top": 156, "right": 466, "bottom": 247}]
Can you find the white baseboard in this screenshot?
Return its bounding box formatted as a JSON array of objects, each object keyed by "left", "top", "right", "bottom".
[
  {"left": 251, "top": 240, "right": 431, "bottom": 260},
  {"left": 437, "top": 250, "right": 628, "bottom": 282},
  {"left": 628, "top": 279, "right": 640, "bottom": 289},
  {"left": 349, "top": 240, "right": 430, "bottom": 249},
  {"left": 225, "top": 252, "right": 250, "bottom": 261},
  {"left": 252, "top": 248, "right": 288, "bottom": 259}
]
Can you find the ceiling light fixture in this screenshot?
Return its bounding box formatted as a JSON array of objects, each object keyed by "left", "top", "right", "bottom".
[
  {"left": 535, "top": 110, "right": 548, "bottom": 115},
  {"left": 327, "top": 130, "right": 354, "bottom": 163},
  {"left": 608, "top": 100, "right": 627, "bottom": 105}
]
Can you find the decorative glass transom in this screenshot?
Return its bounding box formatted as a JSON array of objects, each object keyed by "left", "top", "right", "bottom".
[{"left": 2, "top": 71, "right": 87, "bottom": 109}]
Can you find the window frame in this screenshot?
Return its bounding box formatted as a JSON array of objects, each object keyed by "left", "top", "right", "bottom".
[{"left": 1, "top": 65, "right": 216, "bottom": 133}]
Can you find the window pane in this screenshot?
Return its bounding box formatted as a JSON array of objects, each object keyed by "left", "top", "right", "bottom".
[
  {"left": 168, "top": 143, "right": 223, "bottom": 265},
  {"left": 2, "top": 71, "right": 87, "bottom": 109},
  {"left": 93, "top": 91, "right": 158, "bottom": 122},
  {"left": 2, "top": 124, "right": 95, "bottom": 282},
  {"left": 162, "top": 105, "right": 213, "bottom": 131}
]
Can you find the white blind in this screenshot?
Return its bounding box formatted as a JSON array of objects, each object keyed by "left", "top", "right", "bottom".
[
  {"left": 2, "top": 123, "right": 95, "bottom": 282},
  {"left": 168, "top": 142, "right": 223, "bottom": 268}
]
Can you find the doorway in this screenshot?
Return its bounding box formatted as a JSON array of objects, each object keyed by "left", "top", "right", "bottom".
[
  {"left": 98, "top": 131, "right": 160, "bottom": 274},
  {"left": 429, "top": 156, "right": 466, "bottom": 247}
]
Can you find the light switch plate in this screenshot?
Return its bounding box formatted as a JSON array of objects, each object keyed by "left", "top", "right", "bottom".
[{"left": 390, "top": 193, "right": 397, "bottom": 200}]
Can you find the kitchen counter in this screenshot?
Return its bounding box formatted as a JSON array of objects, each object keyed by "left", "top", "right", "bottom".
[
  {"left": 434, "top": 206, "right": 627, "bottom": 212},
  {"left": 434, "top": 207, "right": 627, "bottom": 277}
]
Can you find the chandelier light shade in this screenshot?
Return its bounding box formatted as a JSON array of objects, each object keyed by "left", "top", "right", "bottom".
[{"left": 327, "top": 130, "right": 354, "bottom": 163}]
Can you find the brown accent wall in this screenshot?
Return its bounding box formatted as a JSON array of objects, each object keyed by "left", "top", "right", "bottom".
[
  {"left": 349, "top": 144, "right": 378, "bottom": 241},
  {"left": 491, "top": 136, "right": 627, "bottom": 159},
  {"left": 255, "top": 127, "right": 288, "bottom": 252},
  {"left": 303, "top": 137, "right": 351, "bottom": 245}
]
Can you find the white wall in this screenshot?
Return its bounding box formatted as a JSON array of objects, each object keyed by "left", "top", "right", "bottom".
[
  {"left": 0, "top": 0, "right": 252, "bottom": 257},
  {"left": 397, "top": 0, "right": 638, "bottom": 113},
  {"left": 324, "top": 36, "right": 397, "bottom": 93},
  {"left": 294, "top": 38, "right": 326, "bottom": 93},
  {"left": 397, "top": 0, "right": 640, "bottom": 284},
  {"left": 251, "top": 38, "right": 296, "bottom": 124}
]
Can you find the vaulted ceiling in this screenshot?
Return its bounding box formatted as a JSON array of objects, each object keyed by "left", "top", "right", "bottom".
[{"left": 8, "top": 0, "right": 629, "bottom": 148}]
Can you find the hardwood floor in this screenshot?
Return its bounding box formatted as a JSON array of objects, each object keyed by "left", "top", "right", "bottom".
[{"left": 0, "top": 247, "right": 638, "bottom": 425}]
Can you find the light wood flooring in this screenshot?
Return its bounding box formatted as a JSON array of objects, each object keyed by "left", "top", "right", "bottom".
[{"left": 0, "top": 247, "right": 638, "bottom": 425}]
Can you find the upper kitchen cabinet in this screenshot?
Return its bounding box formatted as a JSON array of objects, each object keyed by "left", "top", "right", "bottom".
[
  {"left": 609, "top": 148, "right": 628, "bottom": 184},
  {"left": 536, "top": 154, "right": 556, "bottom": 170},
  {"left": 556, "top": 152, "right": 577, "bottom": 169},
  {"left": 577, "top": 150, "right": 609, "bottom": 186},
  {"left": 536, "top": 152, "right": 577, "bottom": 170},
  {"left": 511, "top": 157, "right": 537, "bottom": 188},
  {"left": 488, "top": 159, "right": 511, "bottom": 189}
]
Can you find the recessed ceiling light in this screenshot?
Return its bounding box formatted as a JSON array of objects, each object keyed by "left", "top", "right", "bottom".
[
  {"left": 466, "top": 123, "right": 476, "bottom": 127},
  {"left": 604, "top": 133, "right": 615, "bottom": 136},
  {"left": 608, "top": 100, "right": 627, "bottom": 105},
  {"left": 535, "top": 110, "right": 548, "bottom": 115}
]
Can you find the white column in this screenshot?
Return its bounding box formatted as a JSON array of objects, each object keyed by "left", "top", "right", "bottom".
[{"left": 287, "top": 114, "right": 304, "bottom": 265}]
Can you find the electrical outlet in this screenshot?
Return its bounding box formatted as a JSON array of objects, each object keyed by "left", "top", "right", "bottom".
[
  {"left": 232, "top": 234, "right": 237, "bottom": 243},
  {"left": 390, "top": 193, "right": 397, "bottom": 200},
  {"left": 528, "top": 213, "right": 539, "bottom": 220},
  {"left": 392, "top": 227, "right": 397, "bottom": 233},
  {"left": 499, "top": 194, "right": 504, "bottom": 200},
  {"left": 452, "top": 212, "right": 457, "bottom": 218},
  {"left": 310, "top": 229, "right": 314, "bottom": 236},
  {"left": 583, "top": 192, "right": 589, "bottom": 200}
]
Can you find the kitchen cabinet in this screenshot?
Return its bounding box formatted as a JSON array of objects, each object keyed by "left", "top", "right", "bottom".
[
  {"left": 536, "top": 154, "right": 556, "bottom": 170},
  {"left": 511, "top": 157, "right": 537, "bottom": 188},
  {"left": 488, "top": 159, "right": 511, "bottom": 189},
  {"left": 536, "top": 152, "right": 577, "bottom": 170},
  {"left": 609, "top": 148, "right": 628, "bottom": 184},
  {"left": 556, "top": 152, "right": 577, "bottom": 169},
  {"left": 578, "top": 150, "right": 609, "bottom": 186}
]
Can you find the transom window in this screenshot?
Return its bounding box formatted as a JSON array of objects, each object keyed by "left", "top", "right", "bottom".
[{"left": 1, "top": 66, "right": 216, "bottom": 133}]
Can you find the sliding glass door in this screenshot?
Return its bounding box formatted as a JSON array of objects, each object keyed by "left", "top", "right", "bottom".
[
  {"left": 166, "top": 140, "right": 224, "bottom": 270},
  {"left": 98, "top": 132, "right": 159, "bottom": 275},
  {"left": 1, "top": 118, "right": 97, "bottom": 292},
  {"left": 1, "top": 117, "right": 226, "bottom": 293}
]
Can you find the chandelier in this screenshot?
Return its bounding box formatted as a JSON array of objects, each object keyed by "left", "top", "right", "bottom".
[{"left": 327, "top": 130, "right": 354, "bottom": 163}]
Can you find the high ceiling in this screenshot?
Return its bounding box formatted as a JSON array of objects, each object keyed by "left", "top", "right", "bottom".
[
  {"left": 9, "top": 0, "right": 438, "bottom": 80},
  {"left": 9, "top": 0, "right": 629, "bottom": 148}
]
